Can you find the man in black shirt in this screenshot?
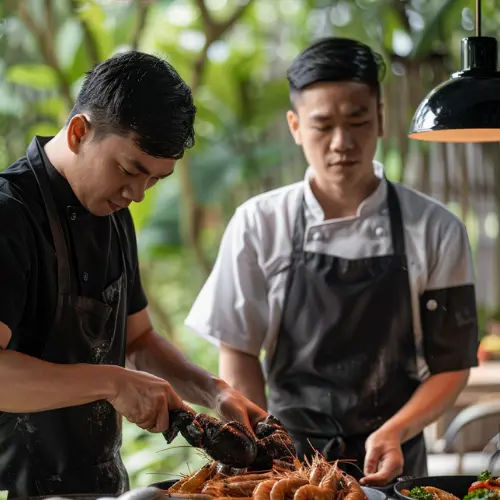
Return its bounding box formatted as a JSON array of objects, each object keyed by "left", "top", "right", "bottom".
[{"left": 0, "top": 51, "right": 266, "bottom": 497}]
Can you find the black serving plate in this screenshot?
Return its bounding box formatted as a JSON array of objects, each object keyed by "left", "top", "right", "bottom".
[
  {"left": 394, "top": 475, "right": 477, "bottom": 500},
  {"left": 362, "top": 486, "right": 388, "bottom": 500}
]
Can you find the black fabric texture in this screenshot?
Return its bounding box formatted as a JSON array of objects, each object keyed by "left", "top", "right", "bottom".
[
  {"left": 0, "top": 136, "right": 147, "bottom": 356},
  {"left": 420, "top": 285, "right": 479, "bottom": 373}
]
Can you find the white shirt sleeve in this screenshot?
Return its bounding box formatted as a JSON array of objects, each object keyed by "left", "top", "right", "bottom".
[
  {"left": 184, "top": 205, "right": 269, "bottom": 356},
  {"left": 419, "top": 211, "right": 478, "bottom": 373},
  {"left": 426, "top": 213, "right": 475, "bottom": 290}
]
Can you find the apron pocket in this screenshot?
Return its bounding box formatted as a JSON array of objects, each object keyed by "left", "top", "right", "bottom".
[
  {"left": 74, "top": 296, "right": 112, "bottom": 340},
  {"left": 34, "top": 457, "right": 128, "bottom": 496}
]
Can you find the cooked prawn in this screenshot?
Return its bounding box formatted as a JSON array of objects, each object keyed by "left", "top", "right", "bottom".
[
  {"left": 252, "top": 479, "right": 279, "bottom": 500},
  {"left": 293, "top": 485, "right": 334, "bottom": 500},
  {"left": 176, "top": 462, "right": 217, "bottom": 493},
  {"left": 166, "top": 475, "right": 190, "bottom": 493},
  {"left": 342, "top": 473, "right": 366, "bottom": 500},
  {"left": 203, "top": 479, "right": 263, "bottom": 497},
  {"left": 270, "top": 477, "right": 309, "bottom": 500},
  {"left": 308, "top": 458, "right": 330, "bottom": 485},
  {"left": 214, "top": 497, "right": 253, "bottom": 500},
  {"left": 165, "top": 494, "right": 213, "bottom": 500},
  {"left": 319, "top": 470, "right": 340, "bottom": 495},
  {"left": 420, "top": 486, "right": 460, "bottom": 500},
  {"left": 226, "top": 473, "right": 274, "bottom": 483}
]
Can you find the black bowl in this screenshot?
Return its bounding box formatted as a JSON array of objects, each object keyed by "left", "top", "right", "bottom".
[{"left": 394, "top": 475, "right": 477, "bottom": 500}]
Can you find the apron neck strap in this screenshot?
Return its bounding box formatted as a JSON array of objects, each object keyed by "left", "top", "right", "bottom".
[
  {"left": 386, "top": 181, "right": 406, "bottom": 256},
  {"left": 291, "top": 194, "right": 307, "bottom": 257},
  {"left": 26, "top": 139, "right": 74, "bottom": 295}
]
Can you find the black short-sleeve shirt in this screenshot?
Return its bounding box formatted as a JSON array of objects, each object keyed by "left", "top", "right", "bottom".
[{"left": 0, "top": 137, "right": 147, "bottom": 356}]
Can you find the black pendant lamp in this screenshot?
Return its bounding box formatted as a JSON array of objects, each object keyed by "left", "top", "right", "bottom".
[{"left": 408, "top": 0, "right": 500, "bottom": 142}]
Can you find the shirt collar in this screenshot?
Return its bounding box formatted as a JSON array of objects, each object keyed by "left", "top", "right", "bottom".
[
  {"left": 34, "top": 136, "right": 85, "bottom": 210},
  {"left": 303, "top": 161, "right": 387, "bottom": 221}
]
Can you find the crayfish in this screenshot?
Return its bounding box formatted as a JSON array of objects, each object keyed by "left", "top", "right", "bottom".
[{"left": 163, "top": 409, "right": 296, "bottom": 469}]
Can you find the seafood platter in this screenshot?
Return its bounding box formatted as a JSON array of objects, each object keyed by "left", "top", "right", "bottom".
[{"left": 151, "top": 409, "right": 384, "bottom": 500}]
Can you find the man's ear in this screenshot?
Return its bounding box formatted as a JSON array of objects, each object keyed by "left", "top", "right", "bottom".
[
  {"left": 286, "top": 110, "right": 302, "bottom": 146},
  {"left": 377, "top": 102, "right": 384, "bottom": 138},
  {"left": 66, "top": 114, "right": 91, "bottom": 154}
]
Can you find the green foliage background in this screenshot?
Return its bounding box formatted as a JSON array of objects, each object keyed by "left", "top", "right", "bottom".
[{"left": 1, "top": 0, "right": 500, "bottom": 489}]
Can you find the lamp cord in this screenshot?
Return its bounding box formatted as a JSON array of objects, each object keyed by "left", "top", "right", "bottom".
[{"left": 476, "top": 0, "right": 481, "bottom": 36}]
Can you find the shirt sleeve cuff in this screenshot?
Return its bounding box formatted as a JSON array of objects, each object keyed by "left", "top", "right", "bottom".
[
  {"left": 420, "top": 284, "right": 479, "bottom": 373},
  {"left": 184, "top": 317, "right": 262, "bottom": 357}
]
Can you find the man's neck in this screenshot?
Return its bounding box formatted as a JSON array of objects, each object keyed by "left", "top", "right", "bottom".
[
  {"left": 43, "top": 131, "right": 70, "bottom": 180},
  {"left": 310, "top": 174, "right": 381, "bottom": 220}
]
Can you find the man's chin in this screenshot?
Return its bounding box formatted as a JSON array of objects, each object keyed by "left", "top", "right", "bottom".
[
  {"left": 86, "top": 203, "right": 111, "bottom": 217},
  {"left": 324, "top": 168, "right": 353, "bottom": 184}
]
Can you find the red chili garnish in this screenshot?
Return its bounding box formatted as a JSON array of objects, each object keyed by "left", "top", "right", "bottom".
[{"left": 468, "top": 481, "right": 500, "bottom": 493}]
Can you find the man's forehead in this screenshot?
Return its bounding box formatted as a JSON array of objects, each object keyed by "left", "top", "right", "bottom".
[
  {"left": 308, "top": 103, "right": 370, "bottom": 119},
  {"left": 296, "top": 81, "right": 375, "bottom": 111},
  {"left": 296, "top": 82, "right": 377, "bottom": 115}
]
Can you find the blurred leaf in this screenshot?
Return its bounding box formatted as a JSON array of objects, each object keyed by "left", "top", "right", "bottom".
[
  {"left": 6, "top": 64, "right": 58, "bottom": 90},
  {"left": 411, "top": 0, "right": 462, "bottom": 59},
  {"left": 130, "top": 185, "right": 159, "bottom": 233},
  {"left": 76, "top": 0, "right": 113, "bottom": 59},
  {"left": 56, "top": 18, "right": 84, "bottom": 70},
  {"left": 0, "top": 83, "right": 25, "bottom": 115},
  {"left": 66, "top": 43, "right": 94, "bottom": 85},
  {"left": 138, "top": 175, "right": 182, "bottom": 253},
  {"left": 26, "top": 121, "right": 60, "bottom": 140},
  {"left": 382, "top": 5, "right": 402, "bottom": 52},
  {"left": 35, "top": 96, "right": 67, "bottom": 123}
]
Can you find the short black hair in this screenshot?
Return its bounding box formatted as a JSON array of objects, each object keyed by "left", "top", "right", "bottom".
[
  {"left": 68, "top": 51, "right": 196, "bottom": 159},
  {"left": 287, "top": 37, "right": 386, "bottom": 107}
]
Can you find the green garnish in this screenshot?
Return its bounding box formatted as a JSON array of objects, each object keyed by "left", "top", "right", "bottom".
[
  {"left": 478, "top": 471, "right": 493, "bottom": 482},
  {"left": 464, "top": 488, "right": 500, "bottom": 500},
  {"left": 408, "top": 487, "right": 434, "bottom": 500}
]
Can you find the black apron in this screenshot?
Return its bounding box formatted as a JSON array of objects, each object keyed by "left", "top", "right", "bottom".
[
  {"left": 0, "top": 139, "right": 129, "bottom": 497},
  {"left": 267, "top": 181, "right": 427, "bottom": 478}
]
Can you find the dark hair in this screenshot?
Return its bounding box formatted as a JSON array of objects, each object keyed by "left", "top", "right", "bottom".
[
  {"left": 287, "top": 37, "right": 386, "bottom": 106},
  {"left": 68, "top": 51, "right": 196, "bottom": 159}
]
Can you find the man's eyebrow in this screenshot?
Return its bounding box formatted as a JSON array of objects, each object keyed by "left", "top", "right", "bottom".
[
  {"left": 309, "top": 106, "right": 369, "bottom": 121},
  {"left": 309, "top": 113, "right": 332, "bottom": 122},
  {"left": 131, "top": 160, "right": 150, "bottom": 176},
  {"left": 347, "top": 106, "right": 369, "bottom": 117},
  {"left": 130, "top": 160, "right": 172, "bottom": 179}
]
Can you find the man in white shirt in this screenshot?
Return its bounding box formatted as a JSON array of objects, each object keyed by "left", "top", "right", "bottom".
[{"left": 186, "top": 38, "right": 478, "bottom": 485}]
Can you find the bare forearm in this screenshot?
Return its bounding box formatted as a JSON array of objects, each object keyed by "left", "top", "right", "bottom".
[
  {"left": 0, "top": 349, "right": 117, "bottom": 412},
  {"left": 127, "top": 330, "right": 222, "bottom": 408},
  {"left": 220, "top": 343, "right": 267, "bottom": 409},
  {"left": 379, "top": 369, "right": 469, "bottom": 442}
]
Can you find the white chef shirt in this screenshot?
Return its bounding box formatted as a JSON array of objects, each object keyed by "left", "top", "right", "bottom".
[{"left": 185, "top": 162, "right": 477, "bottom": 380}]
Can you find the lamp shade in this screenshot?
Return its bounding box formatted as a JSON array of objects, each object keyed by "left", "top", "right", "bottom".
[{"left": 409, "top": 37, "right": 500, "bottom": 142}]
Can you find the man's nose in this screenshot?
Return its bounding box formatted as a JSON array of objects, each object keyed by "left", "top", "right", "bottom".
[
  {"left": 329, "top": 127, "right": 354, "bottom": 152},
  {"left": 122, "top": 181, "right": 146, "bottom": 203}
]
